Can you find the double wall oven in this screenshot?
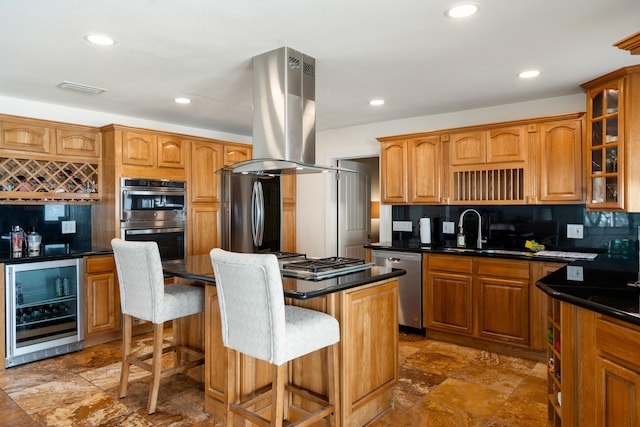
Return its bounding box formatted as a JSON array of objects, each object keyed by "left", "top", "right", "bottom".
[{"left": 120, "top": 178, "right": 186, "bottom": 262}]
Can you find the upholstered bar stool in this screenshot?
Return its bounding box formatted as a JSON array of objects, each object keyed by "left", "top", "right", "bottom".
[
  {"left": 111, "top": 238, "right": 205, "bottom": 414},
  {"left": 209, "top": 248, "right": 340, "bottom": 427}
]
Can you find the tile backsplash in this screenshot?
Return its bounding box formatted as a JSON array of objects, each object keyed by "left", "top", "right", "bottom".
[
  {"left": 392, "top": 204, "right": 640, "bottom": 255},
  {"left": 0, "top": 204, "right": 92, "bottom": 253}
]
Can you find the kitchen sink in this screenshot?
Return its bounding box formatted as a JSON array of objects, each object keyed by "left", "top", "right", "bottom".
[{"left": 440, "top": 247, "right": 532, "bottom": 257}]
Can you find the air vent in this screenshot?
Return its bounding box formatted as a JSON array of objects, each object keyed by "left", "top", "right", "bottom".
[
  {"left": 303, "top": 61, "right": 315, "bottom": 77},
  {"left": 56, "top": 81, "right": 107, "bottom": 95},
  {"left": 288, "top": 55, "right": 301, "bottom": 71}
]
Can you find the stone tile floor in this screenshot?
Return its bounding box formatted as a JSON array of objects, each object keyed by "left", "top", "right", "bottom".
[{"left": 0, "top": 331, "right": 549, "bottom": 426}]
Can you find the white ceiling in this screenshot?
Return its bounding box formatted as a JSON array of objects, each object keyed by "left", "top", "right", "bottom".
[{"left": 1, "top": 0, "right": 639, "bottom": 136}]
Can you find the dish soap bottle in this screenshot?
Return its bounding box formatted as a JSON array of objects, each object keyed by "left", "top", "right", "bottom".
[{"left": 457, "top": 227, "right": 466, "bottom": 248}]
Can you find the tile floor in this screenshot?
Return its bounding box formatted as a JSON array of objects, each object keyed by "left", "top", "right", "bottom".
[{"left": 0, "top": 331, "right": 549, "bottom": 426}]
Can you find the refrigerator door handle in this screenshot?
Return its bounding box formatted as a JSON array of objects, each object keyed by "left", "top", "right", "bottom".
[{"left": 251, "top": 181, "right": 265, "bottom": 247}]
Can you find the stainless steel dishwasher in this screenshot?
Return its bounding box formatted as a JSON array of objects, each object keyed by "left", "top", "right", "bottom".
[{"left": 372, "top": 250, "right": 423, "bottom": 330}]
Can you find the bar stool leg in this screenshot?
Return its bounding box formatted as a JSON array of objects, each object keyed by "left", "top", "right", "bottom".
[
  {"left": 225, "top": 348, "right": 237, "bottom": 427},
  {"left": 119, "top": 314, "right": 132, "bottom": 398},
  {"left": 147, "top": 322, "right": 164, "bottom": 414},
  {"left": 271, "top": 364, "right": 286, "bottom": 427},
  {"left": 328, "top": 343, "right": 340, "bottom": 427}
]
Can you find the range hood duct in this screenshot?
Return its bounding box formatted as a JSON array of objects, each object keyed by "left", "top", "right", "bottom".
[{"left": 224, "top": 46, "right": 352, "bottom": 175}]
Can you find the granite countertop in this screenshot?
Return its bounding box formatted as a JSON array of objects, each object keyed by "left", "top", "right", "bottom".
[
  {"left": 163, "top": 253, "right": 407, "bottom": 300},
  {"left": 0, "top": 245, "right": 113, "bottom": 264},
  {"left": 536, "top": 255, "right": 640, "bottom": 327}
]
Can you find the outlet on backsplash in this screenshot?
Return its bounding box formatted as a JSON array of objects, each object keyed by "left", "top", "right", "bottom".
[
  {"left": 442, "top": 221, "right": 455, "bottom": 234},
  {"left": 392, "top": 221, "right": 413, "bottom": 232},
  {"left": 61, "top": 220, "right": 76, "bottom": 234},
  {"left": 567, "top": 224, "right": 583, "bottom": 239}
]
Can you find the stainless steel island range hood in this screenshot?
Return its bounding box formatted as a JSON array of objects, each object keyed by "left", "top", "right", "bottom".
[{"left": 226, "top": 46, "right": 352, "bottom": 175}]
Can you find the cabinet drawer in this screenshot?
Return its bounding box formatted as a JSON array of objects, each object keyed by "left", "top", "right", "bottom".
[
  {"left": 428, "top": 254, "right": 473, "bottom": 273},
  {"left": 477, "top": 259, "right": 529, "bottom": 279},
  {"left": 86, "top": 255, "right": 115, "bottom": 273},
  {"left": 596, "top": 316, "right": 640, "bottom": 370}
]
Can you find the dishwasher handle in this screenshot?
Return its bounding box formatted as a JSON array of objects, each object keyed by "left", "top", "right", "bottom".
[{"left": 386, "top": 257, "right": 402, "bottom": 263}]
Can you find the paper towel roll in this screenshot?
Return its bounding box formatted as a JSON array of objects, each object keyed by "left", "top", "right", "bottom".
[{"left": 420, "top": 218, "right": 431, "bottom": 245}]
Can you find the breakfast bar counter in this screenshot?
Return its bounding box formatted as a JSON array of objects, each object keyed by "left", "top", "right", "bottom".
[{"left": 163, "top": 254, "right": 406, "bottom": 426}]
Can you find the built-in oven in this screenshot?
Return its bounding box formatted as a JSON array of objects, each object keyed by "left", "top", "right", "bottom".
[{"left": 120, "top": 178, "right": 186, "bottom": 262}]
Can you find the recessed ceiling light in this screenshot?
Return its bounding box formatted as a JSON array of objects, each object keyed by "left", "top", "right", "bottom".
[
  {"left": 84, "top": 34, "right": 116, "bottom": 46},
  {"left": 445, "top": 3, "right": 479, "bottom": 19},
  {"left": 518, "top": 70, "right": 541, "bottom": 79},
  {"left": 369, "top": 99, "right": 385, "bottom": 106},
  {"left": 174, "top": 97, "right": 191, "bottom": 104}
]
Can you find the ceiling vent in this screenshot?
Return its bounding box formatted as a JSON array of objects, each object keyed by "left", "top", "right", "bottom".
[{"left": 56, "top": 81, "right": 107, "bottom": 95}]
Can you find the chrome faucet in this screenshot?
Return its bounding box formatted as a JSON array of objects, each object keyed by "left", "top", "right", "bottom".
[{"left": 458, "top": 209, "right": 483, "bottom": 249}]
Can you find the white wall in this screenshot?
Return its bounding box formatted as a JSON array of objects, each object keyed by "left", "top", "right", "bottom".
[
  {"left": 0, "top": 95, "right": 251, "bottom": 143},
  {"left": 301, "top": 93, "right": 586, "bottom": 257}
]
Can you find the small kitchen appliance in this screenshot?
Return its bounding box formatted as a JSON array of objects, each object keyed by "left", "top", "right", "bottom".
[
  {"left": 27, "top": 230, "right": 42, "bottom": 255},
  {"left": 419, "top": 218, "right": 431, "bottom": 245},
  {"left": 9, "top": 226, "right": 25, "bottom": 257}
]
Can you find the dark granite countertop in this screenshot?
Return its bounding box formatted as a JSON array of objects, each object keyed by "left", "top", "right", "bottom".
[
  {"left": 162, "top": 254, "right": 406, "bottom": 300},
  {"left": 536, "top": 255, "right": 640, "bottom": 327},
  {"left": 0, "top": 245, "right": 113, "bottom": 264}
]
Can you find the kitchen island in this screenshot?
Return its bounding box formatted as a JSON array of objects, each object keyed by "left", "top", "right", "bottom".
[
  {"left": 536, "top": 254, "right": 640, "bottom": 426},
  {"left": 163, "top": 254, "right": 406, "bottom": 427}
]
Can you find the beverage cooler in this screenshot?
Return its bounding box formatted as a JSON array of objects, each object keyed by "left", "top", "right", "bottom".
[{"left": 5, "top": 258, "right": 84, "bottom": 367}]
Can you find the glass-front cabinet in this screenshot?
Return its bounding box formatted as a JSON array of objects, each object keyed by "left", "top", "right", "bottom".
[{"left": 582, "top": 65, "right": 640, "bottom": 211}]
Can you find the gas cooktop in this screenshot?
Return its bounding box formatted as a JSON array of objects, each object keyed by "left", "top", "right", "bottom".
[{"left": 280, "top": 256, "right": 375, "bottom": 280}]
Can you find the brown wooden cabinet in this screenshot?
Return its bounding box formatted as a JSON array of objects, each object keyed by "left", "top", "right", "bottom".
[
  {"left": 548, "top": 302, "right": 640, "bottom": 426},
  {"left": 379, "top": 139, "right": 408, "bottom": 203},
  {"left": 84, "top": 255, "right": 120, "bottom": 346},
  {"left": 409, "top": 136, "right": 442, "bottom": 203},
  {"left": 281, "top": 175, "right": 296, "bottom": 252},
  {"left": 535, "top": 116, "right": 584, "bottom": 203},
  {"left": 190, "top": 204, "right": 222, "bottom": 255},
  {"left": 475, "top": 258, "right": 530, "bottom": 346},
  {"left": 190, "top": 140, "right": 223, "bottom": 203},
  {"left": 122, "top": 130, "right": 187, "bottom": 171},
  {"left": 424, "top": 254, "right": 474, "bottom": 334},
  {"left": 223, "top": 143, "right": 252, "bottom": 166},
  {"left": 425, "top": 254, "right": 534, "bottom": 348},
  {"left": 379, "top": 136, "right": 442, "bottom": 204},
  {"left": 204, "top": 277, "right": 399, "bottom": 427},
  {"left": 530, "top": 262, "right": 566, "bottom": 351},
  {"left": 0, "top": 117, "right": 53, "bottom": 154},
  {"left": 450, "top": 125, "right": 526, "bottom": 166},
  {"left": 56, "top": 125, "right": 101, "bottom": 158},
  {"left": 582, "top": 65, "right": 640, "bottom": 211}
]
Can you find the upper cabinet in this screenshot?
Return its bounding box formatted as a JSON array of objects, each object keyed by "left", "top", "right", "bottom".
[
  {"left": 190, "top": 140, "right": 223, "bottom": 203},
  {"left": 535, "top": 115, "right": 585, "bottom": 203},
  {"left": 379, "top": 139, "right": 408, "bottom": 203},
  {"left": 122, "top": 131, "right": 186, "bottom": 171},
  {"left": 581, "top": 65, "right": 640, "bottom": 211},
  {"left": 378, "top": 114, "right": 585, "bottom": 206},
  {"left": 450, "top": 126, "right": 526, "bottom": 166},
  {"left": 0, "top": 115, "right": 102, "bottom": 202},
  {"left": 223, "top": 144, "right": 252, "bottom": 166}
]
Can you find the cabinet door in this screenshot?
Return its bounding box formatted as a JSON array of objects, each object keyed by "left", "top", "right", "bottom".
[
  {"left": 408, "top": 136, "right": 441, "bottom": 203},
  {"left": 282, "top": 204, "right": 296, "bottom": 253},
  {"left": 595, "top": 357, "right": 640, "bottom": 426},
  {"left": 450, "top": 131, "right": 485, "bottom": 165},
  {"left": 425, "top": 271, "right": 473, "bottom": 334},
  {"left": 191, "top": 141, "right": 223, "bottom": 203},
  {"left": 538, "top": 118, "right": 584, "bottom": 202},
  {"left": 56, "top": 126, "right": 101, "bottom": 158},
  {"left": 157, "top": 135, "right": 186, "bottom": 169},
  {"left": 122, "top": 131, "right": 156, "bottom": 167},
  {"left": 380, "top": 140, "right": 408, "bottom": 203},
  {"left": 223, "top": 144, "right": 252, "bottom": 166},
  {"left": 486, "top": 125, "right": 526, "bottom": 163},
  {"left": 0, "top": 119, "right": 52, "bottom": 154},
  {"left": 190, "top": 204, "right": 221, "bottom": 255},
  {"left": 85, "top": 256, "right": 120, "bottom": 336},
  {"left": 476, "top": 276, "right": 529, "bottom": 345},
  {"left": 585, "top": 80, "right": 622, "bottom": 210}
]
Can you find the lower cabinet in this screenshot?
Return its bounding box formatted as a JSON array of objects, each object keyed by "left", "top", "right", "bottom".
[
  {"left": 189, "top": 204, "right": 222, "bottom": 255},
  {"left": 424, "top": 254, "right": 532, "bottom": 348},
  {"left": 84, "top": 255, "right": 120, "bottom": 346},
  {"left": 550, "top": 303, "right": 640, "bottom": 426},
  {"left": 476, "top": 259, "right": 530, "bottom": 346}
]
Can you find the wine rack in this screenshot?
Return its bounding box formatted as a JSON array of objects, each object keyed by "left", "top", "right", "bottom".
[
  {"left": 0, "top": 156, "right": 99, "bottom": 202},
  {"left": 547, "top": 297, "right": 562, "bottom": 426}
]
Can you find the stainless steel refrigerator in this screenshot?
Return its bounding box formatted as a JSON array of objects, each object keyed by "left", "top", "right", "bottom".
[{"left": 220, "top": 172, "right": 281, "bottom": 253}]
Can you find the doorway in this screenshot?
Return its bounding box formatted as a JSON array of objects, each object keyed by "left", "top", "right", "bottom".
[{"left": 337, "top": 157, "right": 379, "bottom": 258}]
